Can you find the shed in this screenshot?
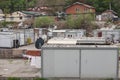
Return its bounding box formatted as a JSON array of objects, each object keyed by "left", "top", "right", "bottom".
[
  {"left": 52, "top": 29, "right": 66, "bottom": 37},
  {"left": 93, "top": 29, "right": 120, "bottom": 43},
  {"left": 51, "top": 29, "right": 86, "bottom": 38},
  {"left": 0, "top": 32, "right": 19, "bottom": 48},
  {"left": 41, "top": 44, "right": 119, "bottom": 79},
  {"left": 65, "top": 29, "right": 86, "bottom": 38}
]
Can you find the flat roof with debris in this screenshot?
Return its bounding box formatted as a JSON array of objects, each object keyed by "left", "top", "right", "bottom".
[
  {"left": 47, "top": 37, "right": 106, "bottom": 45},
  {"left": 42, "top": 44, "right": 118, "bottom": 49}
]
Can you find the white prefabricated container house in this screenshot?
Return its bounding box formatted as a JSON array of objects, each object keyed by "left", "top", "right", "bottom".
[
  {"left": 0, "top": 32, "right": 19, "bottom": 48},
  {"left": 51, "top": 29, "right": 86, "bottom": 38},
  {"left": 94, "top": 30, "right": 120, "bottom": 43},
  {"left": 41, "top": 44, "right": 119, "bottom": 79},
  {"left": 52, "top": 29, "right": 66, "bottom": 38},
  {"left": 65, "top": 29, "right": 86, "bottom": 38}
]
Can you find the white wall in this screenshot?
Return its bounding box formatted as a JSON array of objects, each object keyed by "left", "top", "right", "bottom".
[
  {"left": 94, "top": 30, "right": 120, "bottom": 43},
  {"left": 0, "top": 34, "right": 15, "bottom": 48}
]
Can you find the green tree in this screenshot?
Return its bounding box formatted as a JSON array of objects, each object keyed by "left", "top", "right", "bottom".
[
  {"left": 27, "top": 0, "right": 37, "bottom": 7},
  {"left": 34, "top": 17, "right": 54, "bottom": 28},
  {"left": 0, "top": 0, "right": 37, "bottom": 13},
  {"left": 65, "top": 15, "right": 94, "bottom": 36},
  {"left": 65, "top": 15, "right": 76, "bottom": 28},
  {"left": 66, "top": 15, "right": 93, "bottom": 29},
  {"left": 65, "top": 0, "right": 85, "bottom": 6},
  {"left": 112, "top": 0, "right": 120, "bottom": 16}
]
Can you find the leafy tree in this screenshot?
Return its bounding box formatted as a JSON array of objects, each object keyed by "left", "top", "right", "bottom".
[
  {"left": 65, "top": 0, "right": 85, "bottom": 6},
  {"left": 65, "top": 15, "right": 94, "bottom": 36},
  {"left": 112, "top": 0, "right": 120, "bottom": 16},
  {"left": 34, "top": 17, "right": 54, "bottom": 28},
  {"left": 66, "top": 14, "right": 94, "bottom": 29},
  {"left": 65, "top": 15, "right": 76, "bottom": 29},
  {"left": 27, "top": 0, "right": 37, "bottom": 7},
  {"left": 0, "top": 0, "right": 37, "bottom": 13}
]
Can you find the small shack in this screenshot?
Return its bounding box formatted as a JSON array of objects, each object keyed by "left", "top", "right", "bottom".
[
  {"left": 94, "top": 29, "right": 120, "bottom": 43},
  {"left": 51, "top": 29, "right": 86, "bottom": 38},
  {"left": 0, "top": 32, "right": 19, "bottom": 48}
]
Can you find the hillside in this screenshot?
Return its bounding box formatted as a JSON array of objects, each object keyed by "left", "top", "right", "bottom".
[{"left": 36, "top": 0, "right": 66, "bottom": 6}]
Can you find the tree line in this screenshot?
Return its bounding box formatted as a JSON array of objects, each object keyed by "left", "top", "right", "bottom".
[
  {"left": 65, "top": 0, "right": 120, "bottom": 16},
  {"left": 0, "top": 0, "right": 36, "bottom": 13},
  {"left": 0, "top": 0, "right": 120, "bottom": 16}
]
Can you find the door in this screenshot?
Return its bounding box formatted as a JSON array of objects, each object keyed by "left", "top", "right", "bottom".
[
  {"left": 81, "top": 49, "right": 117, "bottom": 78},
  {"left": 54, "top": 50, "right": 80, "bottom": 77},
  {"left": 43, "top": 49, "right": 80, "bottom": 77}
]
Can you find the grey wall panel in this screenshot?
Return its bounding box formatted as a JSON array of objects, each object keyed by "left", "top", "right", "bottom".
[
  {"left": 43, "top": 50, "right": 55, "bottom": 77},
  {"left": 43, "top": 49, "right": 80, "bottom": 77},
  {"left": 54, "top": 50, "right": 79, "bottom": 77},
  {"left": 81, "top": 49, "right": 117, "bottom": 78}
]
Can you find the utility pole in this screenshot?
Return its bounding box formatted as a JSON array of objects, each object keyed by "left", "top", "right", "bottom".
[{"left": 109, "top": 2, "right": 112, "bottom": 10}]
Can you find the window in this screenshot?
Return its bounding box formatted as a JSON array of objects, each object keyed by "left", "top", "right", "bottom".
[
  {"left": 75, "top": 8, "right": 80, "bottom": 13},
  {"left": 68, "top": 35, "right": 73, "bottom": 38},
  {"left": 90, "top": 9, "right": 92, "bottom": 12},
  {"left": 84, "top": 8, "right": 88, "bottom": 13}
]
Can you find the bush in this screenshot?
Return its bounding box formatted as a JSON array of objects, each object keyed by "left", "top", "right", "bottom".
[
  {"left": 8, "top": 77, "right": 20, "bottom": 80},
  {"left": 65, "top": 14, "right": 94, "bottom": 29},
  {"left": 34, "top": 78, "right": 47, "bottom": 80},
  {"left": 34, "top": 16, "right": 54, "bottom": 28}
]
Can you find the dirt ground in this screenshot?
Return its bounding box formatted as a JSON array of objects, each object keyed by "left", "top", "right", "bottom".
[
  {"left": 0, "top": 59, "right": 41, "bottom": 77},
  {"left": 0, "top": 44, "right": 41, "bottom": 78}
]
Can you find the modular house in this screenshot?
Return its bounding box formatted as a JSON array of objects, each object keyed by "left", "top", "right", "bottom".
[
  {"left": 93, "top": 29, "right": 120, "bottom": 43},
  {"left": 41, "top": 44, "right": 119, "bottom": 79},
  {"left": 0, "top": 29, "right": 35, "bottom": 48},
  {"left": 0, "top": 32, "right": 20, "bottom": 48},
  {"left": 51, "top": 29, "right": 86, "bottom": 38}
]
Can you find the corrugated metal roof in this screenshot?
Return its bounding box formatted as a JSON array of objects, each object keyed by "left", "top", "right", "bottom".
[{"left": 22, "top": 11, "right": 40, "bottom": 16}]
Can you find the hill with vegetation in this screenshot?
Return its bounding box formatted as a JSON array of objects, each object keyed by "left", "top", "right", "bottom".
[{"left": 0, "top": 0, "right": 120, "bottom": 16}]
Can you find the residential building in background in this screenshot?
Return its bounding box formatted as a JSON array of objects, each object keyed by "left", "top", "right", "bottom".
[{"left": 65, "top": 2, "right": 95, "bottom": 15}]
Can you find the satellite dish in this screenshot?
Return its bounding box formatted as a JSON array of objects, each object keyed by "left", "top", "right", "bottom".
[{"left": 35, "top": 37, "right": 44, "bottom": 49}]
